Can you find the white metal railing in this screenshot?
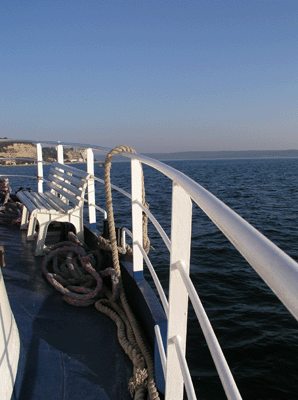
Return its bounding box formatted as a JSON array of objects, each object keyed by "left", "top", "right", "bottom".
[
  {"left": 36, "top": 143, "right": 43, "bottom": 193},
  {"left": 175, "top": 261, "right": 242, "bottom": 399},
  {"left": 2, "top": 140, "right": 298, "bottom": 400}
]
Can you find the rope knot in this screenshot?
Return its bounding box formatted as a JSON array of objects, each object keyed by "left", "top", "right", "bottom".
[{"left": 128, "top": 368, "right": 148, "bottom": 398}]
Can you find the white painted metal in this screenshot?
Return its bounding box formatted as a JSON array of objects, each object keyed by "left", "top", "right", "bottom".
[
  {"left": 122, "top": 227, "right": 133, "bottom": 254},
  {"left": 136, "top": 241, "right": 169, "bottom": 316},
  {"left": 0, "top": 175, "right": 39, "bottom": 179},
  {"left": 93, "top": 176, "right": 132, "bottom": 199},
  {"left": 4, "top": 140, "right": 298, "bottom": 399},
  {"left": 122, "top": 228, "right": 169, "bottom": 314},
  {"left": 122, "top": 152, "right": 298, "bottom": 323},
  {"left": 36, "top": 143, "right": 43, "bottom": 193},
  {"left": 173, "top": 335, "right": 197, "bottom": 400},
  {"left": 0, "top": 269, "right": 20, "bottom": 400},
  {"left": 57, "top": 143, "right": 64, "bottom": 164},
  {"left": 85, "top": 202, "right": 107, "bottom": 220},
  {"left": 87, "top": 148, "right": 96, "bottom": 228},
  {"left": 134, "top": 199, "right": 171, "bottom": 251},
  {"left": 131, "top": 159, "right": 144, "bottom": 275},
  {"left": 53, "top": 145, "right": 65, "bottom": 198},
  {"left": 122, "top": 227, "right": 133, "bottom": 239},
  {"left": 176, "top": 261, "right": 242, "bottom": 400},
  {"left": 165, "top": 183, "right": 192, "bottom": 400},
  {"left": 122, "top": 229, "right": 127, "bottom": 254},
  {"left": 154, "top": 324, "right": 167, "bottom": 376}
]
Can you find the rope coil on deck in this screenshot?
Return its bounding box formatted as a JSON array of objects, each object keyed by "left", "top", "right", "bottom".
[
  {"left": 42, "top": 232, "right": 119, "bottom": 305},
  {"left": 0, "top": 178, "right": 11, "bottom": 204},
  {"left": 0, "top": 178, "right": 22, "bottom": 226},
  {"left": 42, "top": 146, "right": 159, "bottom": 399}
]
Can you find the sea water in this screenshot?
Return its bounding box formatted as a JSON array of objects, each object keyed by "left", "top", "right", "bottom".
[{"left": 3, "top": 158, "right": 298, "bottom": 399}]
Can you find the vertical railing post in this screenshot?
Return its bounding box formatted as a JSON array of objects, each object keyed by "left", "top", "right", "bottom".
[
  {"left": 57, "top": 142, "right": 64, "bottom": 164},
  {"left": 55, "top": 143, "right": 65, "bottom": 199},
  {"left": 87, "top": 148, "right": 96, "bottom": 229},
  {"left": 165, "top": 183, "right": 192, "bottom": 400},
  {"left": 36, "top": 143, "right": 43, "bottom": 193},
  {"left": 131, "top": 159, "right": 143, "bottom": 278}
]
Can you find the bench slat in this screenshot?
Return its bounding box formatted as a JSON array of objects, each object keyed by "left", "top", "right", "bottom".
[
  {"left": 46, "top": 182, "right": 81, "bottom": 206},
  {"left": 16, "top": 191, "right": 37, "bottom": 214},
  {"left": 47, "top": 174, "right": 82, "bottom": 197},
  {"left": 49, "top": 168, "right": 84, "bottom": 188},
  {"left": 38, "top": 192, "right": 65, "bottom": 212},
  {"left": 17, "top": 190, "right": 72, "bottom": 214},
  {"left": 30, "top": 192, "right": 52, "bottom": 210},
  {"left": 24, "top": 191, "right": 48, "bottom": 211},
  {"left": 43, "top": 192, "right": 73, "bottom": 212},
  {"left": 51, "top": 162, "right": 89, "bottom": 179},
  {"left": 17, "top": 162, "right": 89, "bottom": 256}
]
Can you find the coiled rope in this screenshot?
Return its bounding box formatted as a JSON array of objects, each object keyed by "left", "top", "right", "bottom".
[
  {"left": 42, "top": 146, "right": 160, "bottom": 399},
  {"left": 0, "top": 178, "right": 22, "bottom": 226},
  {"left": 0, "top": 178, "right": 11, "bottom": 204}
]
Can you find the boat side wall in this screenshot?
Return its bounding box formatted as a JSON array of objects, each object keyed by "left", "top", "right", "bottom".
[
  {"left": 84, "top": 226, "right": 167, "bottom": 394},
  {"left": 0, "top": 268, "right": 20, "bottom": 400},
  {"left": 121, "top": 259, "right": 167, "bottom": 395}
]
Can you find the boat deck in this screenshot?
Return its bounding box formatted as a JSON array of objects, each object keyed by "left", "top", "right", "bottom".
[{"left": 1, "top": 223, "right": 133, "bottom": 400}]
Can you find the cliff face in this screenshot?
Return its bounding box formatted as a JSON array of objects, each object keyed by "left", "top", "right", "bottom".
[
  {"left": 0, "top": 142, "right": 36, "bottom": 160},
  {"left": 0, "top": 142, "right": 86, "bottom": 164}
]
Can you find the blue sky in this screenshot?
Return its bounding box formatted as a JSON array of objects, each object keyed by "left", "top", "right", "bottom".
[{"left": 1, "top": 1, "right": 297, "bottom": 153}]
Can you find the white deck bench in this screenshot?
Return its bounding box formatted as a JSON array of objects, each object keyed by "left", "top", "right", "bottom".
[{"left": 16, "top": 162, "right": 91, "bottom": 256}]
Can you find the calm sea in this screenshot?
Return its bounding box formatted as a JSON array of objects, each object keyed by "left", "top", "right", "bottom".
[{"left": 3, "top": 158, "right": 298, "bottom": 399}]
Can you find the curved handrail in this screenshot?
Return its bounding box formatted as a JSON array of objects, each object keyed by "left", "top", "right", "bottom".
[
  {"left": 2, "top": 139, "right": 298, "bottom": 399},
  {"left": 102, "top": 151, "right": 298, "bottom": 323}
]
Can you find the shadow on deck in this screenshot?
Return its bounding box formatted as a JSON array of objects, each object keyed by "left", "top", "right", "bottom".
[{"left": 0, "top": 224, "right": 133, "bottom": 400}]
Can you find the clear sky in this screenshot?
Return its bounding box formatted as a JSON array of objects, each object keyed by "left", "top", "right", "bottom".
[{"left": 1, "top": 1, "right": 297, "bottom": 153}]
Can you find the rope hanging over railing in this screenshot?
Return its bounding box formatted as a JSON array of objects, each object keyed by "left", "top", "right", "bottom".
[
  {"left": 97, "top": 145, "right": 150, "bottom": 262},
  {"left": 42, "top": 146, "right": 159, "bottom": 400},
  {"left": 99, "top": 145, "right": 159, "bottom": 399}
]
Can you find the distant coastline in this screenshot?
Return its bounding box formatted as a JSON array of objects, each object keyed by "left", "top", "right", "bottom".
[{"left": 143, "top": 149, "right": 298, "bottom": 161}]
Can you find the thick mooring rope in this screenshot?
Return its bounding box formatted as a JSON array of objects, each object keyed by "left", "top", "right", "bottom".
[
  {"left": 43, "top": 231, "right": 152, "bottom": 398},
  {"left": 42, "top": 147, "right": 159, "bottom": 399},
  {"left": 0, "top": 178, "right": 22, "bottom": 226},
  {"left": 42, "top": 233, "right": 106, "bottom": 306},
  {"left": 100, "top": 145, "right": 159, "bottom": 399},
  {"left": 0, "top": 178, "right": 10, "bottom": 204},
  {"left": 101, "top": 145, "right": 150, "bottom": 272}
]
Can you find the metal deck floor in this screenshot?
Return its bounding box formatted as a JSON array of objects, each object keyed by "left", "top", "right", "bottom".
[{"left": 0, "top": 224, "right": 133, "bottom": 400}]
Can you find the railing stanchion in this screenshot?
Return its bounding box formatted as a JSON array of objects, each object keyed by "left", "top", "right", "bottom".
[
  {"left": 36, "top": 143, "right": 43, "bottom": 193},
  {"left": 55, "top": 143, "right": 65, "bottom": 200},
  {"left": 57, "top": 142, "right": 64, "bottom": 164},
  {"left": 87, "top": 148, "right": 96, "bottom": 229},
  {"left": 165, "top": 183, "right": 192, "bottom": 400},
  {"left": 131, "top": 159, "right": 143, "bottom": 278}
]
